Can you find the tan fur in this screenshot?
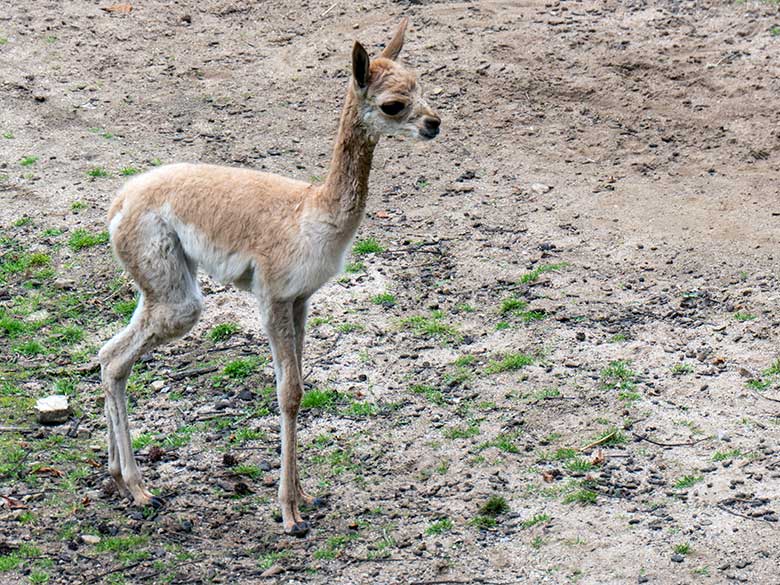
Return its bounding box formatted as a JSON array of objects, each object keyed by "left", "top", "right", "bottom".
[{"left": 98, "top": 19, "right": 440, "bottom": 536}]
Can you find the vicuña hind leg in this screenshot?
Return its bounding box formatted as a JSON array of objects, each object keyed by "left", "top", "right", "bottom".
[{"left": 100, "top": 214, "right": 202, "bottom": 506}]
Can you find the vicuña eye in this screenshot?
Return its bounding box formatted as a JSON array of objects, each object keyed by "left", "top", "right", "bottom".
[{"left": 380, "top": 101, "right": 406, "bottom": 116}]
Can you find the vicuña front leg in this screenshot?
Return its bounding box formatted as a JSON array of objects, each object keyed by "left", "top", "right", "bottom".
[
  {"left": 266, "top": 301, "right": 309, "bottom": 535},
  {"left": 291, "top": 296, "right": 322, "bottom": 509}
]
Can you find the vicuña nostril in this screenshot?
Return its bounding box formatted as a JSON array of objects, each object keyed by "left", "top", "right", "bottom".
[{"left": 424, "top": 117, "right": 441, "bottom": 131}]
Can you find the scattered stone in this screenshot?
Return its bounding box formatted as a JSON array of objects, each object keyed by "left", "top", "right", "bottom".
[
  {"left": 35, "top": 395, "right": 71, "bottom": 425},
  {"left": 150, "top": 380, "right": 166, "bottom": 391},
  {"left": 671, "top": 554, "right": 685, "bottom": 563},
  {"left": 530, "top": 182, "right": 552, "bottom": 195},
  {"left": 54, "top": 278, "right": 76, "bottom": 290},
  {"left": 80, "top": 534, "right": 101, "bottom": 545},
  {"left": 260, "top": 564, "right": 284, "bottom": 577}
]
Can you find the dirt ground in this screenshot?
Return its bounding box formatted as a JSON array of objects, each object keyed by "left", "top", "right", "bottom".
[{"left": 1, "top": 1, "right": 779, "bottom": 584}]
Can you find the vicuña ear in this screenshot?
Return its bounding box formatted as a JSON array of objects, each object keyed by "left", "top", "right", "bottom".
[
  {"left": 352, "top": 41, "right": 370, "bottom": 89},
  {"left": 381, "top": 17, "right": 409, "bottom": 60}
]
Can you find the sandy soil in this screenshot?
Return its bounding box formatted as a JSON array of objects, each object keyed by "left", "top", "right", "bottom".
[{"left": 1, "top": 1, "right": 779, "bottom": 584}]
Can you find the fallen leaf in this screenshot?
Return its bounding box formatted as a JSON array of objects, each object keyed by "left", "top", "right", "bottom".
[
  {"left": 590, "top": 449, "right": 605, "bottom": 466},
  {"left": 374, "top": 210, "right": 390, "bottom": 219},
  {"left": 542, "top": 471, "right": 556, "bottom": 483},
  {"left": 1, "top": 495, "right": 28, "bottom": 510},
  {"left": 101, "top": 4, "right": 133, "bottom": 14},
  {"left": 32, "top": 466, "right": 65, "bottom": 477}
]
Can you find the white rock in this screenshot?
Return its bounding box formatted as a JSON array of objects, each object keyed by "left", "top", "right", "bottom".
[
  {"left": 35, "top": 395, "right": 70, "bottom": 425},
  {"left": 530, "top": 183, "right": 552, "bottom": 195},
  {"left": 80, "top": 534, "right": 101, "bottom": 545},
  {"left": 150, "top": 380, "right": 166, "bottom": 391}
]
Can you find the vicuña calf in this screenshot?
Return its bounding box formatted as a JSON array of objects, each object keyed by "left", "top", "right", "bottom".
[{"left": 99, "top": 18, "right": 440, "bottom": 535}]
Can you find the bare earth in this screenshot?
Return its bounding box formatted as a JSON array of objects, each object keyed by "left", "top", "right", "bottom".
[{"left": 1, "top": 1, "right": 779, "bottom": 584}]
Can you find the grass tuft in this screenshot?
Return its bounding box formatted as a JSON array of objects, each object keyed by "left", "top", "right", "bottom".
[
  {"left": 353, "top": 238, "right": 384, "bottom": 256},
  {"left": 486, "top": 353, "right": 533, "bottom": 374},
  {"left": 68, "top": 229, "right": 109, "bottom": 251}
]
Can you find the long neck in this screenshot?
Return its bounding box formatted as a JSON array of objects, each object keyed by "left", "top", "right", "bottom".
[{"left": 320, "top": 86, "right": 377, "bottom": 232}]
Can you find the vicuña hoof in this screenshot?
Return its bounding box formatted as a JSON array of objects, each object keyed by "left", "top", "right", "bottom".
[{"left": 285, "top": 521, "right": 310, "bottom": 537}]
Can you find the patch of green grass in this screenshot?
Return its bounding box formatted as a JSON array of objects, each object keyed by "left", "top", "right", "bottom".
[
  {"left": 163, "top": 425, "right": 197, "bottom": 449},
  {"left": 746, "top": 358, "right": 780, "bottom": 392},
  {"left": 674, "top": 475, "right": 703, "bottom": 489},
  {"left": 532, "top": 387, "right": 561, "bottom": 401},
  {"left": 68, "top": 228, "right": 109, "bottom": 250},
  {"left": 352, "top": 238, "right": 384, "bottom": 256},
  {"left": 425, "top": 517, "right": 452, "bottom": 535},
  {"left": 132, "top": 433, "right": 156, "bottom": 450},
  {"left": 565, "top": 458, "right": 595, "bottom": 473},
  {"left": 551, "top": 448, "right": 577, "bottom": 461},
  {"left": 443, "top": 423, "right": 480, "bottom": 439},
  {"left": 733, "top": 311, "right": 755, "bottom": 322},
  {"left": 671, "top": 363, "right": 694, "bottom": 376},
  {"left": 486, "top": 352, "right": 533, "bottom": 374},
  {"left": 454, "top": 355, "right": 475, "bottom": 367},
  {"left": 410, "top": 384, "right": 446, "bottom": 405},
  {"left": 600, "top": 360, "right": 636, "bottom": 391},
  {"left": 469, "top": 515, "right": 497, "bottom": 529},
  {"left": 771, "top": 25, "right": 780, "bottom": 37},
  {"left": 313, "top": 534, "right": 358, "bottom": 560},
  {"left": 232, "top": 428, "right": 265, "bottom": 444},
  {"left": 233, "top": 463, "right": 263, "bottom": 479},
  {"left": 482, "top": 431, "right": 522, "bottom": 454},
  {"left": 608, "top": 333, "right": 627, "bottom": 343},
  {"left": 344, "top": 261, "right": 364, "bottom": 273},
  {"left": 209, "top": 322, "right": 240, "bottom": 342},
  {"left": 521, "top": 513, "right": 550, "bottom": 529},
  {"left": 29, "top": 571, "right": 50, "bottom": 584},
  {"left": 95, "top": 535, "right": 149, "bottom": 561},
  {"left": 70, "top": 201, "right": 87, "bottom": 212},
  {"left": 530, "top": 536, "right": 545, "bottom": 548},
  {"left": 586, "top": 427, "right": 627, "bottom": 447},
  {"left": 113, "top": 298, "right": 137, "bottom": 321},
  {"left": 0, "top": 554, "right": 21, "bottom": 572},
  {"left": 674, "top": 543, "right": 691, "bottom": 555},
  {"left": 301, "top": 388, "right": 341, "bottom": 410},
  {"left": 13, "top": 216, "right": 33, "bottom": 227},
  {"left": 49, "top": 324, "right": 84, "bottom": 345},
  {"left": 3, "top": 131, "right": 13, "bottom": 139},
  {"left": 348, "top": 401, "right": 378, "bottom": 416},
  {"left": 712, "top": 449, "right": 742, "bottom": 462},
  {"left": 495, "top": 321, "right": 510, "bottom": 330},
  {"left": 499, "top": 296, "right": 546, "bottom": 322},
  {"left": 401, "top": 310, "right": 460, "bottom": 341},
  {"left": 0, "top": 312, "right": 28, "bottom": 338},
  {"left": 479, "top": 495, "right": 509, "bottom": 517},
  {"left": 20, "top": 155, "right": 38, "bottom": 167},
  {"left": 221, "top": 357, "right": 261, "bottom": 380},
  {"left": 519, "top": 262, "right": 569, "bottom": 284},
  {"left": 14, "top": 340, "right": 46, "bottom": 356},
  {"left": 337, "top": 322, "right": 364, "bottom": 333},
  {"left": 371, "top": 292, "right": 396, "bottom": 307},
  {"left": 119, "top": 167, "right": 141, "bottom": 176},
  {"left": 87, "top": 167, "right": 109, "bottom": 178},
  {"left": 563, "top": 489, "right": 597, "bottom": 505},
  {"left": 258, "top": 551, "right": 287, "bottom": 570},
  {"left": 500, "top": 297, "right": 528, "bottom": 314}
]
